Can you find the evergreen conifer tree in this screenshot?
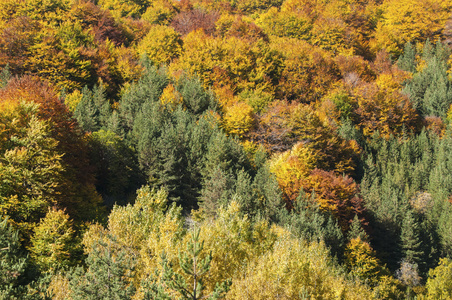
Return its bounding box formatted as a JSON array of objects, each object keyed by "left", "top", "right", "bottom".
[
  {"left": 69, "top": 240, "right": 136, "bottom": 300},
  {"left": 397, "top": 42, "right": 416, "bottom": 73},
  {"left": 0, "top": 64, "right": 11, "bottom": 88},
  {"left": 0, "top": 216, "right": 28, "bottom": 298},
  {"left": 159, "top": 227, "right": 231, "bottom": 300},
  {"left": 400, "top": 211, "right": 424, "bottom": 270},
  {"left": 348, "top": 214, "right": 369, "bottom": 242}
]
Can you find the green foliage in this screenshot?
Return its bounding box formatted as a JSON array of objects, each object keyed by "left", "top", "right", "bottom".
[
  {"left": 400, "top": 211, "right": 424, "bottom": 269},
  {"left": 276, "top": 191, "right": 344, "bottom": 256},
  {"left": 0, "top": 215, "right": 28, "bottom": 298},
  {"left": 1, "top": 0, "right": 452, "bottom": 296},
  {"left": 348, "top": 214, "right": 369, "bottom": 242},
  {"left": 88, "top": 130, "right": 143, "bottom": 206},
  {"left": 176, "top": 75, "right": 217, "bottom": 115},
  {"left": 69, "top": 240, "right": 136, "bottom": 300},
  {"left": 0, "top": 64, "right": 11, "bottom": 88},
  {"left": 402, "top": 41, "right": 452, "bottom": 119},
  {"left": 159, "top": 227, "right": 231, "bottom": 300},
  {"left": 74, "top": 83, "right": 112, "bottom": 133},
  {"left": 113, "top": 60, "right": 168, "bottom": 136},
  {"left": 360, "top": 130, "right": 452, "bottom": 273}
]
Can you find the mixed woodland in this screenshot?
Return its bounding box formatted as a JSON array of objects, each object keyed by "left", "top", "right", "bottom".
[{"left": 2, "top": 0, "right": 452, "bottom": 298}]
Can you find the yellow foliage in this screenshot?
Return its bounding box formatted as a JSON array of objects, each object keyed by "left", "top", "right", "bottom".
[
  {"left": 222, "top": 101, "right": 255, "bottom": 138},
  {"left": 311, "top": 17, "right": 353, "bottom": 56},
  {"left": 170, "top": 29, "right": 226, "bottom": 87},
  {"left": 29, "top": 207, "right": 76, "bottom": 272},
  {"left": 271, "top": 36, "right": 341, "bottom": 102},
  {"left": 256, "top": 6, "right": 312, "bottom": 40},
  {"left": 425, "top": 258, "right": 452, "bottom": 299},
  {"left": 136, "top": 25, "right": 182, "bottom": 65},
  {"left": 372, "top": 0, "right": 452, "bottom": 56},
  {"left": 141, "top": 0, "right": 179, "bottom": 25},
  {"left": 98, "top": 0, "right": 150, "bottom": 19},
  {"left": 198, "top": 201, "right": 278, "bottom": 295},
  {"left": 48, "top": 272, "right": 72, "bottom": 300},
  {"left": 171, "top": 30, "right": 282, "bottom": 95},
  {"left": 345, "top": 237, "right": 386, "bottom": 285},
  {"left": 82, "top": 186, "right": 185, "bottom": 286},
  {"left": 64, "top": 89, "right": 82, "bottom": 113},
  {"left": 112, "top": 45, "right": 144, "bottom": 84},
  {"left": 447, "top": 104, "right": 452, "bottom": 124},
  {"left": 269, "top": 142, "right": 317, "bottom": 203},
  {"left": 227, "top": 234, "right": 373, "bottom": 299},
  {"left": 159, "top": 83, "right": 183, "bottom": 111},
  {"left": 354, "top": 80, "right": 420, "bottom": 138}
]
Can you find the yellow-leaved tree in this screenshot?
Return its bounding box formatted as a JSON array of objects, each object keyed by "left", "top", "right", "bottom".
[
  {"left": 222, "top": 101, "right": 255, "bottom": 138},
  {"left": 136, "top": 25, "right": 182, "bottom": 66},
  {"left": 227, "top": 231, "right": 373, "bottom": 299},
  {"left": 372, "top": 0, "right": 452, "bottom": 56}
]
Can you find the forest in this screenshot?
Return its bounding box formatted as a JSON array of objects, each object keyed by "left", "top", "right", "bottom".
[{"left": 1, "top": 0, "right": 452, "bottom": 299}]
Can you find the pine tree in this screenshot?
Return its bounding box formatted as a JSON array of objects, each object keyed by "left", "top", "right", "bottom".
[
  {"left": 74, "top": 86, "right": 98, "bottom": 132},
  {"left": 69, "top": 240, "right": 136, "bottom": 300},
  {"left": 159, "top": 227, "right": 231, "bottom": 300},
  {"left": 116, "top": 61, "right": 168, "bottom": 137},
  {"left": 198, "top": 166, "right": 234, "bottom": 218},
  {"left": 88, "top": 130, "right": 144, "bottom": 206}
]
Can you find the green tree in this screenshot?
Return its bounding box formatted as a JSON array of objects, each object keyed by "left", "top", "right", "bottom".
[
  {"left": 0, "top": 63, "right": 11, "bottom": 88},
  {"left": 400, "top": 211, "right": 423, "bottom": 270},
  {"left": 348, "top": 214, "right": 369, "bottom": 242},
  {"left": 0, "top": 215, "right": 28, "bottom": 298},
  {"left": 403, "top": 41, "right": 452, "bottom": 119},
  {"left": 276, "top": 191, "right": 344, "bottom": 257},
  {"left": 113, "top": 60, "right": 168, "bottom": 138},
  {"left": 69, "top": 240, "right": 136, "bottom": 300},
  {"left": 74, "top": 83, "right": 112, "bottom": 133},
  {"left": 159, "top": 227, "right": 231, "bottom": 300},
  {"left": 88, "top": 130, "right": 143, "bottom": 206}
]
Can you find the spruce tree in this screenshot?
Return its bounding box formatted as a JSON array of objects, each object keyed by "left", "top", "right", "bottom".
[
  {"left": 74, "top": 83, "right": 112, "bottom": 133},
  {"left": 74, "top": 86, "right": 99, "bottom": 132},
  {"left": 0, "top": 64, "right": 11, "bottom": 88},
  {"left": 400, "top": 211, "right": 424, "bottom": 270},
  {"left": 397, "top": 42, "right": 416, "bottom": 73},
  {"left": 348, "top": 214, "right": 369, "bottom": 242},
  {"left": 0, "top": 216, "right": 28, "bottom": 298},
  {"left": 115, "top": 61, "right": 168, "bottom": 137},
  {"left": 276, "top": 190, "right": 344, "bottom": 256},
  {"left": 176, "top": 75, "right": 217, "bottom": 115}
]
